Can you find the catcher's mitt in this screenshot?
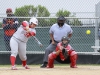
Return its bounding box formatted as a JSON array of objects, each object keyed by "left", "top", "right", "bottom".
[{"left": 62, "top": 48, "right": 68, "bottom": 59}]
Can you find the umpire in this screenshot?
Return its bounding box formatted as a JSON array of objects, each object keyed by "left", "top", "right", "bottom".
[{"left": 40, "top": 16, "right": 73, "bottom": 68}]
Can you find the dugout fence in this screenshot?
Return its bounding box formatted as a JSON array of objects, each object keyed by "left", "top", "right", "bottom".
[{"left": 0, "top": 17, "right": 100, "bottom": 55}]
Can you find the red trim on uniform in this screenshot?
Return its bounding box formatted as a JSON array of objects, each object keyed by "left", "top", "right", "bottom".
[{"left": 29, "top": 32, "right": 35, "bottom": 36}]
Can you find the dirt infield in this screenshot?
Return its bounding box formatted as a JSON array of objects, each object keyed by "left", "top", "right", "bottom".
[{"left": 0, "top": 65, "right": 100, "bottom": 75}]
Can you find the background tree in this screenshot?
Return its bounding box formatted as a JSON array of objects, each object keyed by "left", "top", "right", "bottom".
[
  {"left": 36, "top": 5, "right": 50, "bottom": 27},
  {"left": 14, "top": 5, "right": 82, "bottom": 27},
  {"left": 14, "top": 5, "right": 50, "bottom": 26},
  {"left": 44, "top": 9, "right": 71, "bottom": 27},
  {"left": 69, "top": 19, "right": 83, "bottom": 26},
  {"left": 56, "top": 9, "right": 71, "bottom": 17},
  {"left": 69, "top": 13, "right": 83, "bottom": 26}
]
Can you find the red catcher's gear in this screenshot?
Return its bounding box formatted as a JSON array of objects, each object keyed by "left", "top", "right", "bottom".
[
  {"left": 47, "top": 52, "right": 57, "bottom": 68},
  {"left": 70, "top": 54, "right": 77, "bottom": 68},
  {"left": 6, "top": 8, "right": 12, "bottom": 13},
  {"left": 47, "top": 42, "right": 78, "bottom": 68}
]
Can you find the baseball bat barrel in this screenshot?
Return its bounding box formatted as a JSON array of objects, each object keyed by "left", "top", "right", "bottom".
[{"left": 33, "top": 36, "right": 43, "bottom": 47}]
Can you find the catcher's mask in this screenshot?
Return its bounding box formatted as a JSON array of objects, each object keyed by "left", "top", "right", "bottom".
[
  {"left": 57, "top": 16, "right": 66, "bottom": 27},
  {"left": 61, "top": 36, "right": 70, "bottom": 47}
]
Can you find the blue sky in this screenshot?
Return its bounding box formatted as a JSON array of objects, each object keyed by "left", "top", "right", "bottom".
[{"left": 0, "top": 0, "right": 100, "bottom": 16}]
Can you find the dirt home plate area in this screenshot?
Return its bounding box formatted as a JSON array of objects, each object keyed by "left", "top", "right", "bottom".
[{"left": 0, "top": 65, "right": 100, "bottom": 75}]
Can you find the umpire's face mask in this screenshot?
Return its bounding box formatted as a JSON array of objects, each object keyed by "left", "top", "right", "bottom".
[{"left": 58, "top": 20, "right": 65, "bottom": 27}]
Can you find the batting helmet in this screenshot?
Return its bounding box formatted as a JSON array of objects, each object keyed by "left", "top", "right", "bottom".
[{"left": 29, "top": 17, "right": 38, "bottom": 25}]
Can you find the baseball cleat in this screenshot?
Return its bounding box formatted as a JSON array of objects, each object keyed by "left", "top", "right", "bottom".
[
  {"left": 11, "top": 65, "right": 18, "bottom": 70},
  {"left": 24, "top": 65, "right": 30, "bottom": 69},
  {"left": 70, "top": 65, "right": 77, "bottom": 68}
]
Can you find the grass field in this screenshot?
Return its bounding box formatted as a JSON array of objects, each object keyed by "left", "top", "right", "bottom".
[{"left": 0, "top": 64, "right": 100, "bottom": 75}]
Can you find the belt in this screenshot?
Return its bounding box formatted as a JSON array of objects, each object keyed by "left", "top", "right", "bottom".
[
  {"left": 50, "top": 40, "right": 59, "bottom": 43},
  {"left": 54, "top": 40, "right": 59, "bottom": 43}
]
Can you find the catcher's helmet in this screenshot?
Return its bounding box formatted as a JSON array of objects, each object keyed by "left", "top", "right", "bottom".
[
  {"left": 61, "top": 36, "right": 70, "bottom": 42},
  {"left": 29, "top": 17, "right": 38, "bottom": 25},
  {"left": 6, "top": 8, "right": 12, "bottom": 13},
  {"left": 61, "top": 36, "right": 70, "bottom": 47}
]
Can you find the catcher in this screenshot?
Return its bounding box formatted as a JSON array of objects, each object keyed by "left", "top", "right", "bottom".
[{"left": 47, "top": 36, "right": 78, "bottom": 68}]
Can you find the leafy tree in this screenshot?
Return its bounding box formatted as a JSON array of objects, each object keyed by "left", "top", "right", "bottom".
[
  {"left": 36, "top": 5, "right": 50, "bottom": 27},
  {"left": 48, "top": 9, "right": 71, "bottom": 25},
  {"left": 56, "top": 10, "right": 82, "bottom": 26},
  {"left": 43, "top": 9, "right": 71, "bottom": 27},
  {"left": 56, "top": 9, "right": 71, "bottom": 17},
  {"left": 36, "top": 5, "right": 50, "bottom": 17},
  {"left": 69, "top": 19, "right": 83, "bottom": 26},
  {"left": 69, "top": 13, "right": 83, "bottom": 26},
  {"left": 14, "top": 5, "right": 50, "bottom": 26}
]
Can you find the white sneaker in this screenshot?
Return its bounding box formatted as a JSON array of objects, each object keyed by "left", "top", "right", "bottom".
[{"left": 11, "top": 65, "right": 17, "bottom": 70}]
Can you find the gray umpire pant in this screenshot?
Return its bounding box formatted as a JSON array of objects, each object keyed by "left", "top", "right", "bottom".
[{"left": 43, "top": 41, "right": 59, "bottom": 62}]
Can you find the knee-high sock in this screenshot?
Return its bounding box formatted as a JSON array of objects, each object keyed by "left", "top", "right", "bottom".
[
  {"left": 10, "top": 56, "right": 16, "bottom": 66},
  {"left": 22, "top": 60, "right": 27, "bottom": 66}
]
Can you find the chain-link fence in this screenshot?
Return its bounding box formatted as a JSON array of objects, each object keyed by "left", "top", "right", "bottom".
[
  {"left": 0, "top": 0, "right": 100, "bottom": 54},
  {"left": 0, "top": 17, "right": 99, "bottom": 54}
]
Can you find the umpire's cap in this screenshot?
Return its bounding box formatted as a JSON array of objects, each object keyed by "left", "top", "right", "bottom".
[{"left": 57, "top": 16, "right": 66, "bottom": 21}]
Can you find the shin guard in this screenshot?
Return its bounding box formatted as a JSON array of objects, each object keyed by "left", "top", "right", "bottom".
[
  {"left": 70, "top": 54, "right": 77, "bottom": 68},
  {"left": 47, "top": 52, "right": 57, "bottom": 68}
]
